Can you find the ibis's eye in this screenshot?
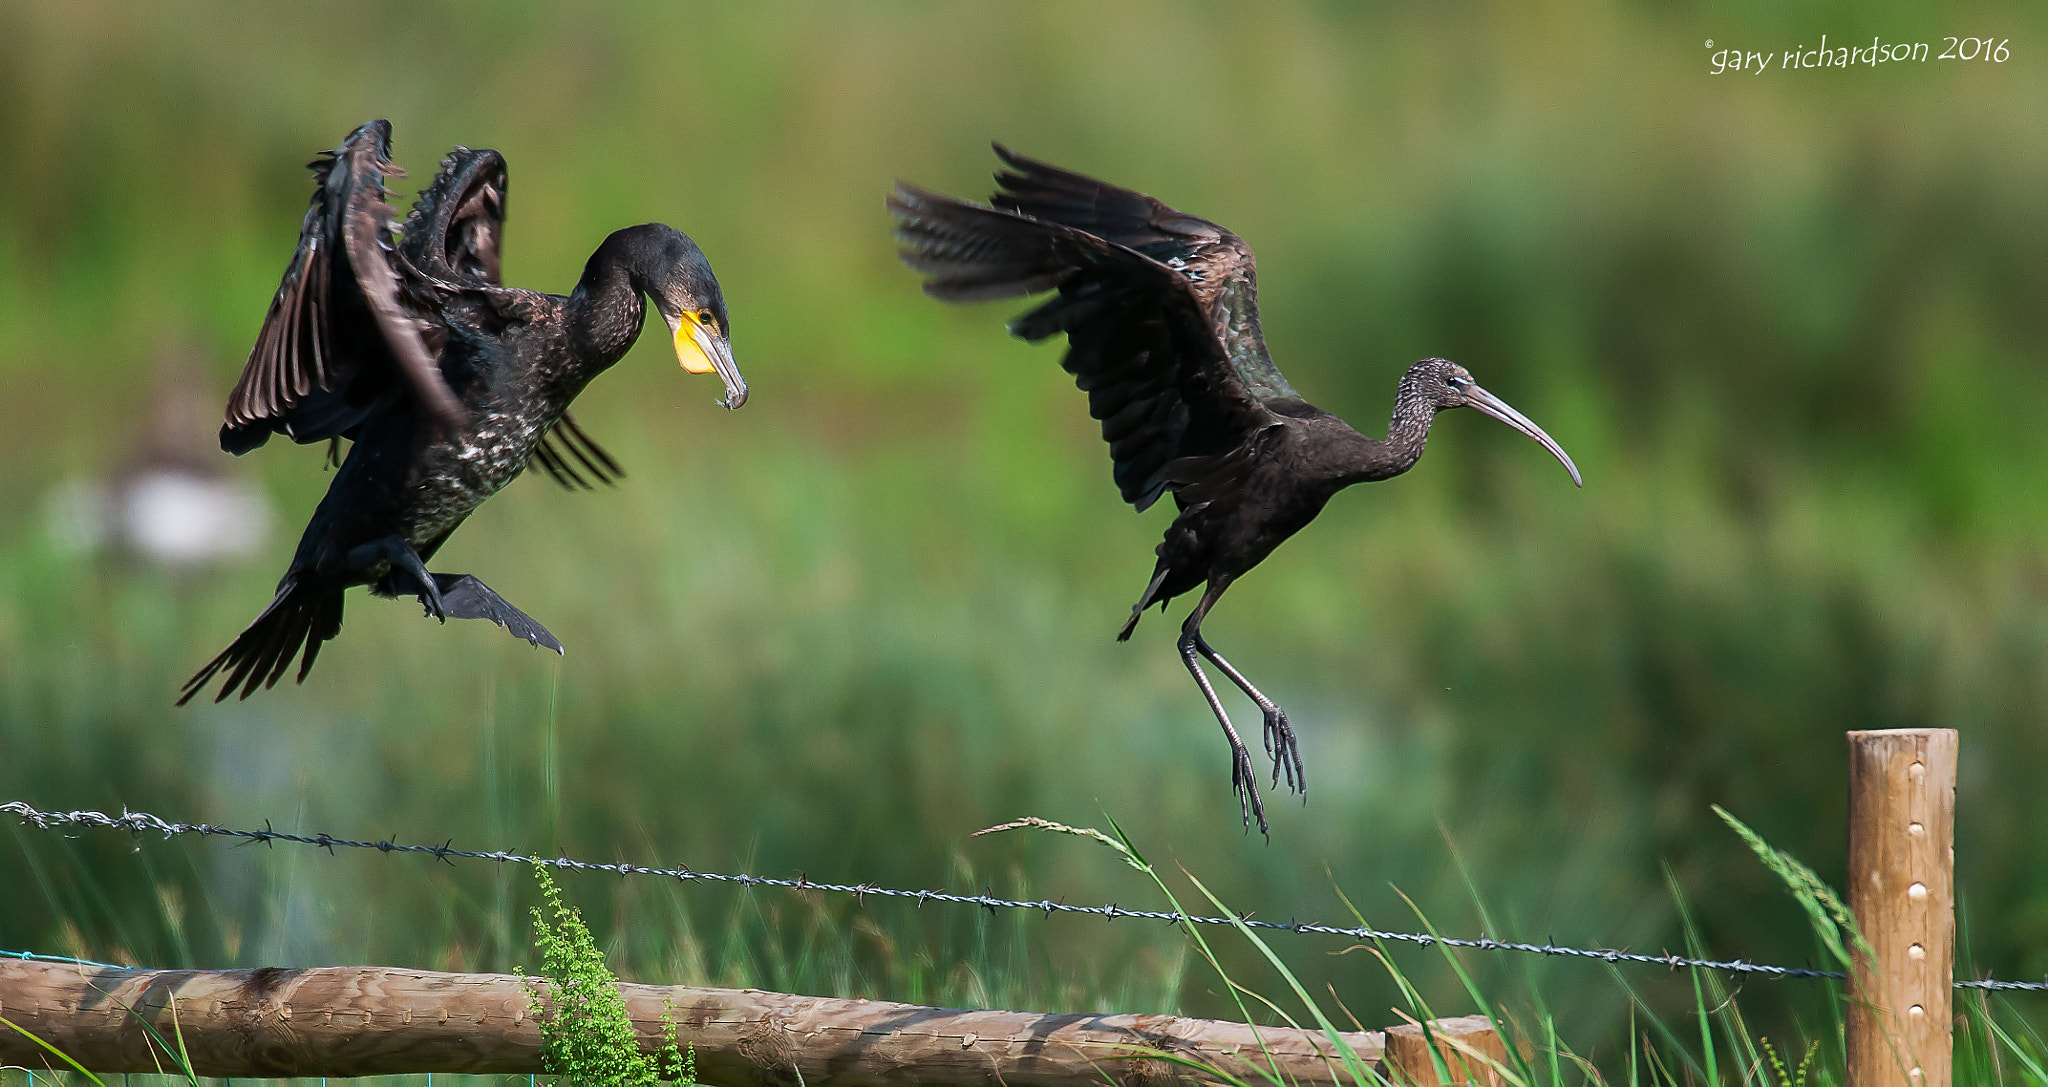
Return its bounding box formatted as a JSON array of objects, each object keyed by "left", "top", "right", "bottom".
[{"left": 1446, "top": 375, "right": 1469, "bottom": 390}]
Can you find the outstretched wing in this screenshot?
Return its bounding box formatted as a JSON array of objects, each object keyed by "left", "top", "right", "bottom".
[
  {"left": 397, "top": 146, "right": 623, "bottom": 489},
  {"left": 398, "top": 146, "right": 508, "bottom": 286},
  {"left": 889, "top": 149, "right": 1294, "bottom": 511},
  {"left": 221, "top": 120, "right": 464, "bottom": 454},
  {"left": 989, "top": 145, "right": 1301, "bottom": 405}
]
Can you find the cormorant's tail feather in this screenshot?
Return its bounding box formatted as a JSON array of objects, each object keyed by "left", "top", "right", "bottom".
[
  {"left": 177, "top": 578, "right": 345, "bottom": 705},
  {"left": 433, "top": 574, "right": 564, "bottom": 653}
]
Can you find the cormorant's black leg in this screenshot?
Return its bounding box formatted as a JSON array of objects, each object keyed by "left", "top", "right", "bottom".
[
  {"left": 1178, "top": 581, "right": 1267, "bottom": 837},
  {"left": 350, "top": 535, "right": 447, "bottom": 620},
  {"left": 1194, "top": 632, "right": 1305, "bottom": 799}
]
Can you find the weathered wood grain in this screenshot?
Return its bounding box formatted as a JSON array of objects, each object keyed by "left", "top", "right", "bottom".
[
  {"left": 1846, "top": 728, "right": 1956, "bottom": 1087},
  {"left": 1382, "top": 1016, "right": 1507, "bottom": 1085},
  {"left": 0, "top": 961, "right": 1387, "bottom": 1086}
]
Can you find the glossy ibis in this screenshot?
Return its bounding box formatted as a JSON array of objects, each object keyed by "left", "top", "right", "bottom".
[
  {"left": 889, "top": 146, "right": 1580, "bottom": 834},
  {"left": 180, "top": 119, "right": 746, "bottom": 704}
]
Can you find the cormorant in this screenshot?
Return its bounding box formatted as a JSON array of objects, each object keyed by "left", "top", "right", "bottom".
[
  {"left": 889, "top": 146, "right": 1579, "bottom": 834},
  {"left": 180, "top": 120, "right": 745, "bottom": 704}
]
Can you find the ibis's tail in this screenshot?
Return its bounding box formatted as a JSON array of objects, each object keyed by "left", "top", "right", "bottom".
[
  {"left": 1118, "top": 564, "right": 1175, "bottom": 642},
  {"left": 178, "top": 577, "right": 345, "bottom": 705}
]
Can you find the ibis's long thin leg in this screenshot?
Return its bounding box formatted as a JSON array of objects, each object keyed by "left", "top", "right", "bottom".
[
  {"left": 1178, "top": 579, "right": 1268, "bottom": 837},
  {"left": 1194, "top": 632, "right": 1305, "bottom": 798}
]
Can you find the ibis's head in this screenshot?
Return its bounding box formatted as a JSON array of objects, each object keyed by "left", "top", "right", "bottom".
[
  {"left": 1412, "top": 358, "right": 1581, "bottom": 487},
  {"left": 630, "top": 225, "right": 746, "bottom": 409}
]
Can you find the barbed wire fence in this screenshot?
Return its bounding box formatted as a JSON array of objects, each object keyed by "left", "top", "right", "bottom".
[{"left": 5, "top": 800, "right": 2044, "bottom": 992}]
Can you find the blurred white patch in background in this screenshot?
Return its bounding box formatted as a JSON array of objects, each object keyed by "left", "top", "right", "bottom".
[
  {"left": 46, "top": 474, "right": 272, "bottom": 566},
  {"left": 45, "top": 343, "right": 273, "bottom": 568}
]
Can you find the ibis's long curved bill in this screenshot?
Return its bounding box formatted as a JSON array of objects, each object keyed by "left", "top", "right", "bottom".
[
  {"left": 671, "top": 314, "right": 748, "bottom": 410},
  {"left": 1466, "top": 385, "right": 1582, "bottom": 487}
]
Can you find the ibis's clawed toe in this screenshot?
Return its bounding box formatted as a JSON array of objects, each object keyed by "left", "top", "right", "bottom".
[{"left": 1195, "top": 631, "right": 1305, "bottom": 797}]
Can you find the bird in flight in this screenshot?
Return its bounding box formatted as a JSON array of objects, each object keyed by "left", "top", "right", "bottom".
[
  {"left": 181, "top": 119, "right": 746, "bottom": 704},
  {"left": 890, "top": 146, "right": 1580, "bottom": 834}
]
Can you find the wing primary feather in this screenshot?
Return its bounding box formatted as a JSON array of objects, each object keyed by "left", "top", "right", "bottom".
[
  {"left": 893, "top": 154, "right": 1289, "bottom": 515},
  {"left": 530, "top": 439, "right": 588, "bottom": 489},
  {"left": 223, "top": 120, "right": 469, "bottom": 451},
  {"left": 558, "top": 431, "right": 611, "bottom": 486},
  {"left": 549, "top": 442, "right": 590, "bottom": 488},
  {"left": 556, "top": 413, "right": 623, "bottom": 483},
  {"left": 306, "top": 240, "right": 328, "bottom": 387},
  {"left": 343, "top": 199, "right": 465, "bottom": 428}
]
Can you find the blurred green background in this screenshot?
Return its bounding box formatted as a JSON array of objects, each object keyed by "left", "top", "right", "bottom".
[{"left": 5, "top": 0, "right": 2048, "bottom": 1066}]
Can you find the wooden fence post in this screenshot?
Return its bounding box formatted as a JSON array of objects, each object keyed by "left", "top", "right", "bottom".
[
  {"left": 1846, "top": 728, "right": 1956, "bottom": 1087},
  {"left": 1382, "top": 1015, "right": 1506, "bottom": 1086}
]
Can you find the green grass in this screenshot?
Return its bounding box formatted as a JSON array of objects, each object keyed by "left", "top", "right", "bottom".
[{"left": 10, "top": 807, "right": 2048, "bottom": 1085}]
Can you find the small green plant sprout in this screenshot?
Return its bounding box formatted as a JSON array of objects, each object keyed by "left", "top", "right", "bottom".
[
  {"left": 525, "top": 866, "right": 696, "bottom": 1086},
  {"left": 1759, "top": 1036, "right": 1818, "bottom": 1087},
  {"left": 1712, "top": 805, "right": 1872, "bottom": 970}
]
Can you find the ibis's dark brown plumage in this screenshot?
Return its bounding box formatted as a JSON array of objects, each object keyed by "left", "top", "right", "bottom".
[
  {"left": 180, "top": 119, "right": 746, "bottom": 705},
  {"left": 889, "top": 146, "right": 1581, "bottom": 835}
]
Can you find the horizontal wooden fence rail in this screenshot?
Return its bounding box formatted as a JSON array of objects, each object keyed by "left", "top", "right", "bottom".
[{"left": 0, "top": 961, "right": 1498, "bottom": 1086}]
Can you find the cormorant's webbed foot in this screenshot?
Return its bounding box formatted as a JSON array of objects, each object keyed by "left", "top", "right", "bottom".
[
  {"left": 1195, "top": 632, "right": 1306, "bottom": 799},
  {"left": 433, "top": 573, "right": 564, "bottom": 653}
]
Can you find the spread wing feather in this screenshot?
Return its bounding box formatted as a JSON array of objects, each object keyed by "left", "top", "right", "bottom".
[
  {"left": 990, "top": 144, "right": 1302, "bottom": 404},
  {"left": 221, "top": 120, "right": 463, "bottom": 455},
  {"left": 889, "top": 154, "right": 1290, "bottom": 511},
  {"left": 398, "top": 146, "right": 508, "bottom": 287},
  {"left": 529, "top": 413, "right": 625, "bottom": 489},
  {"left": 395, "top": 145, "right": 624, "bottom": 492}
]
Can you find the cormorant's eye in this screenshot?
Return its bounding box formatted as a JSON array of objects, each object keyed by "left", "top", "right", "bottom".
[{"left": 697, "top": 310, "right": 718, "bottom": 334}]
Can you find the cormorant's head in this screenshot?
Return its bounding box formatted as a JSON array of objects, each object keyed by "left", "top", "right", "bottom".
[
  {"left": 1410, "top": 358, "right": 1581, "bottom": 486},
  {"left": 634, "top": 225, "right": 747, "bottom": 409}
]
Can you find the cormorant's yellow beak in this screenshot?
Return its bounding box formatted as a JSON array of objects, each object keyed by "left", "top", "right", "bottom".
[{"left": 667, "top": 310, "right": 747, "bottom": 409}]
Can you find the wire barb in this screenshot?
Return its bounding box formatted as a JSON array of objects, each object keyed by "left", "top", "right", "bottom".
[{"left": 3, "top": 799, "right": 2040, "bottom": 991}]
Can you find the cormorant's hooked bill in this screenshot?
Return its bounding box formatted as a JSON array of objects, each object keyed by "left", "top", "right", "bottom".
[{"left": 663, "top": 306, "right": 746, "bottom": 409}]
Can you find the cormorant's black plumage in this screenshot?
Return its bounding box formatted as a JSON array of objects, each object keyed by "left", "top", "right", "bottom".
[
  {"left": 180, "top": 120, "right": 746, "bottom": 705},
  {"left": 890, "top": 145, "right": 1580, "bottom": 834}
]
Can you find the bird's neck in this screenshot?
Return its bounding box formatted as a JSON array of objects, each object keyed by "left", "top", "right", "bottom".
[
  {"left": 1337, "top": 384, "right": 1436, "bottom": 485},
  {"left": 563, "top": 242, "right": 650, "bottom": 381}
]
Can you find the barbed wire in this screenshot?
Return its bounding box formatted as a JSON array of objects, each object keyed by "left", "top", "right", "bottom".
[{"left": 6, "top": 800, "right": 2042, "bottom": 991}]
